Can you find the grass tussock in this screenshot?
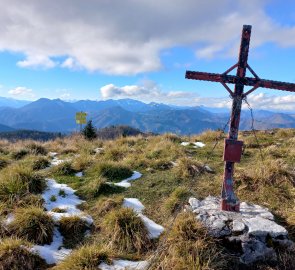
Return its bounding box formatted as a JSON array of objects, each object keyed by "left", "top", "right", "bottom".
[
  {"left": 93, "top": 196, "right": 124, "bottom": 216},
  {"left": 236, "top": 159, "right": 295, "bottom": 189},
  {"left": 59, "top": 216, "right": 89, "bottom": 248},
  {"left": 0, "top": 238, "right": 47, "bottom": 270},
  {"left": 53, "top": 244, "right": 110, "bottom": 270},
  {"left": 163, "top": 133, "right": 182, "bottom": 143},
  {"left": 104, "top": 207, "right": 151, "bottom": 253},
  {"left": 0, "top": 164, "right": 46, "bottom": 205},
  {"left": 31, "top": 157, "right": 50, "bottom": 170},
  {"left": 193, "top": 129, "right": 226, "bottom": 143},
  {"left": 9, "top": 207, "right": 54, "bottom": 245},
  {"left": 79, "top": 177, "right": 120, "bottom": 199},
  {"left": 236, "top": 159, "right": 295, "bottom": 211},
  {"left": 175, "top": 157, "right": 204, "bottom": 179},
  {"left": 11, "top": 148, "right": 29, "bottom": 160},
  {"left": 25, "top": 143, "right": 47, "bottom": 156},
  {"left": 275, "top": 128, "right": 295, "bottom": 139},
  {"left": 72, "top": 153, "right": 93, "bottom": 171},
  {"left": 92, "top": 161, "right": 133, "bottom": 182},
  {"left": 17, "top": 194, "right": 44, "bottom": 208},
  {"left": 164, "top": 187, "right": 191, "bottom": 214},
  {"left": 52, "top": 161, "right": 75, "bottom": 175},
  {"left": 0, "top": 157, "right": 9, "bottom": 170},
  {"left": 151, "top": 212, "right": 225, "bottom": 270}
]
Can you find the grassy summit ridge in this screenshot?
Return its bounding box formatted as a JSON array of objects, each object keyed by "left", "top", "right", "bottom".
[{"left": 0, "top": 129, "right": 294, "bottom": 269}]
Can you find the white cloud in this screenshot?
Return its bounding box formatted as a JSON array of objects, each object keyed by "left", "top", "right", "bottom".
[
  {"left": 0, "top": 1, "right": 295, "bottom": 75},
  {"left": 100, "top": 82, "right": 195, "bottom": 104},
  {"left": 244, "top": 93, "right": 295, "bottom": 111},
  {"left": 55, "top": 89, "right": 71, "bottom": 100},
  {"left": 100, "top": 82, "right": 295, "bottom": 111},
  {"left": 8, "top": 86, "right": 35, "bottom": 98},
  {"left": 61, "top": 57, "right": 80, "bottom": 70},
  {"left": 60, "top": 92, "right": 71, "bottom": 99},
  {"left": 17, "top": 54, "right": 56, "bottom": 69}
]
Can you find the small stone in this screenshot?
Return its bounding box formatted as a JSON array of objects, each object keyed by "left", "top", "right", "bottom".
[
  {"left": 232, "top": 220, "right": 245, "bottom": 233},
  {"left": 241, "top": 239, "right": 277, "bottom": 264},
  {"left": 189, "top": 197, "right": 201, "bottom": 209},
  {"left": 273, "top": 239, "right": 295, "bottom": 250},
  {"left": 204, "top": 165, "right": 214, "bottom": 173},
  {"left": 243, "top": 216, "right": 288, "bottom": 238}
]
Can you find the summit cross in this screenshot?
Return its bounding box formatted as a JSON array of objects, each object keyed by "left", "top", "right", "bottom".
[{"left": 185, "top": 25, "right": 295, "bottom": 212}]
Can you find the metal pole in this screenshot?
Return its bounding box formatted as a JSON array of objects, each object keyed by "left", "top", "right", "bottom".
[{"left": 221, "top": 25, "right": 251, "bottom": 211}]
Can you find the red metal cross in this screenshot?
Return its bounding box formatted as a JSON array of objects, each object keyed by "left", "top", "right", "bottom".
[{"left": 185, "top": 25, "right": 295, "bottom": 212}]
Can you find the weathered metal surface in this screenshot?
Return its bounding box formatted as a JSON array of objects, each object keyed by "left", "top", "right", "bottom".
[
  {"left": 185, "top": 72, "right": 295, "bottom": 93},
  {"left": 220, "top": 25, "right": 251, "bottom": 211},
  {"left": 223, "top": 139, "right": 243, "bottom": 163},
  {"left": 185, "top": 24, "right": 295, "bottom": 212}
]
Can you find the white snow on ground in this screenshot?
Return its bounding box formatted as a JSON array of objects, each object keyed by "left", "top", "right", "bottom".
[
  {"left": 113, "top": 171, "right": 142, "bottom": 188},
  {"left": 193, "top": 142, "right": 205, "bottom": 148},
  {"left": 123, "top": 198, "right": 145, "bottom": 213},
  {"left": 30, "top": 178, "right": 93, "bottom": 264},
  {"left": 48, "top": 152, "right": 71, "bottom": 167},
  {"left": 31, "top": 228, "right": 71, "bottom": 265},
  {"left": 43, "top": 178, "right": 93, "bottom": 224},
  {"left": 123, "top": 198, "right": 164, "bottom": 239},
  {"left": 180, "top": 142, "right": 190, "bottom": 146},
  {"left": 99, "top": 259, "right": 149, "bottom": 270},
  {"left": 75, "top": 171, "right": 83, "bottom": 177},
  {"left": 3, "top": 213, "right": 15, "bottom": 225},
  {"left": 94, "top": 147, "right": 104, "bottom": 153},
  {"left": 180, "top": 142, "right": 205, "bottom": 148},
  {"left": 51, "top": 156, "right": 66, "bottom": 166},
  {"left": 139, "top": 214, "right": 165, "bottom": 239}
]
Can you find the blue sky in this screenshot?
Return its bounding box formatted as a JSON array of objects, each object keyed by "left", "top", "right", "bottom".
[{"left": 0, "top": 0, "right": 295, "bottom": 110}]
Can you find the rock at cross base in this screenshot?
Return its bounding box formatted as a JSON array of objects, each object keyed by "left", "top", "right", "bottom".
[{"left": 188, "top": 196, "right": 294, "bottom": 265}]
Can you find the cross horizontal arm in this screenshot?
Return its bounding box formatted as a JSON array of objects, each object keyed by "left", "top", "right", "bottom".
[{"left": 186, "top": 70, "right": 295, "bottom": 94}]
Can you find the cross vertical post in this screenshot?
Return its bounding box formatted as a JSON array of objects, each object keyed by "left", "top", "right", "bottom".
[{"left": 221, "top": 25, "right": 251, "bottom": 211}]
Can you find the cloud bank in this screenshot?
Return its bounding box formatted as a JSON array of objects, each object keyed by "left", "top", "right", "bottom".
[
  {"left": 1, "top": 1, "right": 295, "bottom": 75},
  {"left": 8, "top": 86, "right": 35, "bottom": 98},
  {"left": 100, "top": 83, "right": 295, "bottom": 111}
]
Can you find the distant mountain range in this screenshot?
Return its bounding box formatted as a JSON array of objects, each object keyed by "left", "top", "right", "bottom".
[{"left": 0, "top": 97, "right": 295, "bottom": 134}]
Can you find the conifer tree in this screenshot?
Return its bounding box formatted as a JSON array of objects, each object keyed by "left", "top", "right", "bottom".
[{"left": 82, "top": 120, "right": 97, "bottom": 140}]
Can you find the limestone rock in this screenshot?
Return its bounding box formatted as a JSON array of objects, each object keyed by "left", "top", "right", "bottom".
[{"left": 188, "top": 196, "right": 293, "bottom": 265}]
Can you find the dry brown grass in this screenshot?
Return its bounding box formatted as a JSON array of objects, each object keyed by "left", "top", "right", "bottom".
[
  {"left": 58, "top": 216, "right": 89, "bottom": 248},
  {"left": 164, "top": 187, "right": 191, "bottom": 214},
  {"left": 151, "top": 212, "right": 226, "bottom": 270},
  {"left": 9, "top": 207, "right": 54, "bottom": 245},
  {"left": 192, "top": 129, "right": 226, "bottom": 143},
  {"left": 53, "top": 244, "right": 110, "bottom": 270},
  {"left": 103, "top": 207, "right": 151, "bottom": 254},
  {"left": 0, "top": 238, "right": 47, "bottom": 270}
]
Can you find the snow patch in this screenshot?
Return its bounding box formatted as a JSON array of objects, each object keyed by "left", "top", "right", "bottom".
[
  {"left": 99, "top": 259, "right": 149, "bottom": 270},
  {"left": 75, "top": 171, "right": 83, "bottom": 177},
  {"left": 94, "top": 147, "right": 104, "bottom": 154},
  {"left": 113, "top": 171, "right": 142, "bottom": 188},
  {"left": 31, "top": 178, "right": 94, "bottom": 264},
  {"left": 49, "top": 152, "right": 58, "bottom": 157},
  {"left": 3, "top": 213, "right": 15, "bottom": 225},
  {"left": 180, "top": 142, "right": 190, "bottom": 146},
  {"left": 193, "top": 142, "right": 205, "bottom": 148},
  {"left": 180, "top": 142, "right": 205, "bottom": 148},
  {"left": 31, "top": 228, "right": 71, "bottom": 265},
  {"left": 123, "top": 198, "right": 145, "bottom": 213},
  {"left": 123, "top": 198, "right": 164, "bottom": 239},
  {"left": 43, "top": 178, "right": 93, "bottom": 224}
]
